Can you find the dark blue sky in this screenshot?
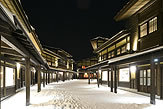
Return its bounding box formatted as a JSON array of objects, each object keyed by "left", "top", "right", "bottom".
[{"left": 21, "top": 0, "right": 129, "bottom": 61}]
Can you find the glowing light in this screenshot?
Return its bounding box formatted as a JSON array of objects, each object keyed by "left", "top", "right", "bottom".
[
  {"left": 130, "top": 66, "right": 136, "bottom": 73},
  {"left": 154, "top": 59, "right": 158, "bottom": 62},
  {"left": 22, "top": 58, "right": 25, "bottom": 61}
]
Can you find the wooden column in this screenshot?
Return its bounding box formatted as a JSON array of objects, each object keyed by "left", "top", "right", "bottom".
[
  {"left": 161, "top": 64, "right": 163, "bottom": 99},
  {"left": 3, "top": 61, "right": 6, "bottom": 96},
  {"left": 150, "top": 56, "right": 155, "bottom": 104},
  {"left": 37, "top": 65, "right": 41, "bottom": 92},
  {"left": 25, "top": 57, "right": 31, "bottom": 106},
  {"left": 43, "top": 72, "right": 45, "bottom": 87},
  {"left": 157, "top": 60, "right": 161, "bottom": 97},
  {"left": 15, "top": 66, "right": 18, "bottom": 91},
  {"left": 97, "top": 71, "right": 100, "bottom": 88},
  {"left": 111, "top": 66, "right": 113, "bottom": 92},
  {"left": 129, "top": 65, "right": 132, "bottom": 88},
  {"left": 63, "top": 72, "right": 65, "bottom": 82},
  {"left": 114, "top": 65, "right": 117, "bottom": 93},
  {"left": 101, "top": 71, "right": 102, "bottom": 85},
  {"left": 46, "top": 71, "right": 48, "bottom": 85},
  {"left": 88, "top": 72, "right": 90, "bottom": 84},
  {"left": 48, "top": 71, "right": 50, "bottom": 84},
  {"left": 107, "top": 69, "right": 110, "bottom": 87},
  {"left": 56, "top": 72, "right": 58, "bottom": 83}
]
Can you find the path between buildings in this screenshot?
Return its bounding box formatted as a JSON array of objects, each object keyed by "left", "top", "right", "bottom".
[{"left": 2, "top": 80, "right": 163, "bottom": 109}]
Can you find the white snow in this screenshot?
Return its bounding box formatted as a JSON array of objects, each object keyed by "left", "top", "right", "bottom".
[{"left": 2, "top": 79, "right": 163, "bottom": 109}]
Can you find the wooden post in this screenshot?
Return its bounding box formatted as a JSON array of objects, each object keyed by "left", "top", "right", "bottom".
[
  {"left": 63, "top": 72, "right": 65, "bottom": 82},
  {"left": 0, "top": 36, "right": 1, "bottom": 109},
  {"left": 25, "top": 57, "right": 31, "bottom": 106},
  {"left": 43, "top": 72, "right": 45, "bottom": 87},
  {"left": 46, "top": 71, "right": 48, "bottom": 85},
  {"left": 114, "top": 65, "right": 117, "bottom": 93},
  {"left": 150, "top": 56, "right": 155, "bottom": 104},
  {"left": 111, "top": 66, "right": 113, "bottom": 92},
  {"left": 37, "top": 65, "right": 41, "bottom": 92},
  {"left": 15, "top": 66, "right": 18, "bottom": 91},
  {"left": 48, "top": 71, "right": 50, "bottom": 84},
  {"left": 108, "top": 69, "right": 110, "bottom": 87},
  {"left": 3, "top": 61, "right": 6, "bottom": 97},
  {"left": 101, "top": 71, "right": 103, "bottom": 85},
  {"left": 161, "top": 66, "right": 163, "bottom": 99},
  {"left": 88, "top": 72, "right": 90, "bottom": 84},
  {"left": 97, "top": 71, "right": 100, "bottom": 88},
  {"left": 56, "top": 72, "right": 58, "bottom": 83}
]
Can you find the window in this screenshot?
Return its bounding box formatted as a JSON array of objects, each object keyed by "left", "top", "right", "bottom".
[
  {"left": 121, "top": 46, "right": 126, "bottom": 54},
  {"left": 149, "top": 17, "right": 157, "bottom": 34},
  {"left": 140, "top": 23, "right": 147, "bottom": 37},
  {"left": 119, "top": 68, "right": 130, "bottom": 82},
  {"left": 6, "top": 67, "right": 15, "bottom": 86},
  {"left": 111, "top": 51, "right": 115, "bottom": 57},
  {"left": 117, "top": 48, "right": 121, "bottom": 55},
  {"left": 1, "top": 66, "right": 3, "bottom": 87}
]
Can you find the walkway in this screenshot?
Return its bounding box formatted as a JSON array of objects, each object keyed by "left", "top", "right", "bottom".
[{"left": 2, "top": 80, "right": 163, "bottom": 109}]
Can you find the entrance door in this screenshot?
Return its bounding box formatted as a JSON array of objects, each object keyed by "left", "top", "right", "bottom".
[{"left": 139, "top": 69, "right": 151, "bottom": 93}]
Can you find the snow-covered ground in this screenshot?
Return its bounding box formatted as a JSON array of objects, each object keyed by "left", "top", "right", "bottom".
[{"left": 2, "top": 79, "right": 163, "bottom": 109}]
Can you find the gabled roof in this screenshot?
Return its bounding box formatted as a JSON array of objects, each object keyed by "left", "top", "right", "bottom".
[{"left": 114, "top": 0, "right": 151, "bottom": 21}]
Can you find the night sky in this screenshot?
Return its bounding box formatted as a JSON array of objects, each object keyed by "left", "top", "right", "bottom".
[{"left": 21, "top": 0, "right": 129, "bottom": 61}]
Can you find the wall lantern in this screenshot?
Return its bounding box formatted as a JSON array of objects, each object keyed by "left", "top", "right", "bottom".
[
  {"left": 130, "top": 66, "right": 136, "bottom": 79},
  {"left": 154, "top": 58, "right": 158, "bottom": 62}
]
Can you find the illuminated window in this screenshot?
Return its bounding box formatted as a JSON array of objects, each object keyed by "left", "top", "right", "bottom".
[
  {"left": 119, "top": 68, "right": 130, "bottom": 82},
  {"left": 1, "top": 66, "right": 3, "bottom": 87},
  {"left": 111, "top": 51, "right": 115, "bottom": 57},
  {"left": 149, "top": 17, "right": 157, "bottom": 34},
  {"left": 108, "top": 53, "right": 111, "bottom": 59},
  {"left": 6, "top": 67, "right": 15, "bottom": 86},
  {"left": 117, "top": 48, "right": 121, "bottom": 55},
  {"left": 122, "top": 46, "right": 126, "bottom": 53},
  {"left": 140, "top": 23, "right": 147, "bottom": 37},
  {"left": 102, "top": 71, "right": 108, "bottom": 81}
]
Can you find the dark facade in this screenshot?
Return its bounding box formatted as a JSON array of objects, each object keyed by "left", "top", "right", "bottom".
[{"left": 87, "top": 0, "right": 163, "bottom": 104}]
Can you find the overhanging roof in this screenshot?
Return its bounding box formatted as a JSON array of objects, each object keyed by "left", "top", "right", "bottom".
[{"left": 114, "top": 0, "right": 151, "bottom": 21}]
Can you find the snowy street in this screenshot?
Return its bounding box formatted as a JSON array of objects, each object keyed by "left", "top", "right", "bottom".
[{"left": 2, "top": 80, "right": 163, "bottom": 109}]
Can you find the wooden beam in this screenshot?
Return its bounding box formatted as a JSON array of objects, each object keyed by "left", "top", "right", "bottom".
[
  {"left": 46, "top": 71, "right": 48, "bottom": 85},
  {"left": 25, "top": 57, "right": 30, "bottom": 106},
  {"left": 43, "top": 72, "right": 45, "bottom": 87},
  {"left": 97, "top": 70, "right": 100, "bottom": 88},
  {"left": 3, "top": 61, "right": 6, "bottom": 97}
]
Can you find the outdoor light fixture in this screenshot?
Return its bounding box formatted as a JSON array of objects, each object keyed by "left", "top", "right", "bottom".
[
  {"left": 154, "top": 58, "right": 158, "bottom": 62},
  {"left": 22, "top": 58, "right": 25, "bottom": 61},
  {"left": 130, "top": 66, "right": 136, "bottom": 73}
]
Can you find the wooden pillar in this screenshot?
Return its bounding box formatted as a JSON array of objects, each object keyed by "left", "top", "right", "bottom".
[
  {"left": 161, "top": 63, "right": 163, "bottom": 99},
  {"left": 25, "top": 57, "right": 31, "bottom": 106},
  {"left": 157, "top": 60, "right": 161, "bottom": 96},
  {"left": 43, "top": 72, "right": 45, "bottom": 87},
  {"left": 37, "top": 65, "right": 41, "bottom": 92},
  {"left": 3, "top": 61, "right": 6, "bottom": 97},
  {"left": 63, "top": 72, "right": 65, "bottom": 82},
  {"left": 88, "top": 72, "right": 90, "bottom": 84},
  {"left": 97, "top": 71, "right": 100, "bottom": 88},
  {"left": 129, "top": 65, "right": 132, "bottom": 88},
  {"left": 56, "top": 72, "right": 58, "bottom": 83},
  {"left": 114, "top": 65, "right": 117, "bottom": 93},
  {"left": 111, "top": 66, "right": 113, "bottom": 92},
  {"left": 48, "top": 71, "right": 50, "bottom": 84},
  {"left": 46, "top": 71, "right": 48, "bottom": 85},
  {"left": 150, "top": 56, "right": 156, "bottom": 104},
  {"left": 15, "top": 66, "right": 18, "bottom": 91},
  {"left": 101, "top": 71, "right": 102, "bottom": 85},
  {"left": 107, "top": 69, "right": 110, "bottom": 87}
]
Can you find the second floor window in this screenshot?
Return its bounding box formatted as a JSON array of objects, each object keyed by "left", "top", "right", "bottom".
[
  {"left": 140, "top": 23, "right": 147, "bottom": 37},
  {"left": 149, "top": 17, "right": 157, "bottom": 34}
]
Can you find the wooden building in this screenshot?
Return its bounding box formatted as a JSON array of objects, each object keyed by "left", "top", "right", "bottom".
[
  {"left": 77, "top": 56, "right": 98, "bottom": 79},
  {"left": 86, "top": 0, "right": 163, "bottom": 104},
  {"left": 0, "top": 0, "right": 76, "bottom": 106}
]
